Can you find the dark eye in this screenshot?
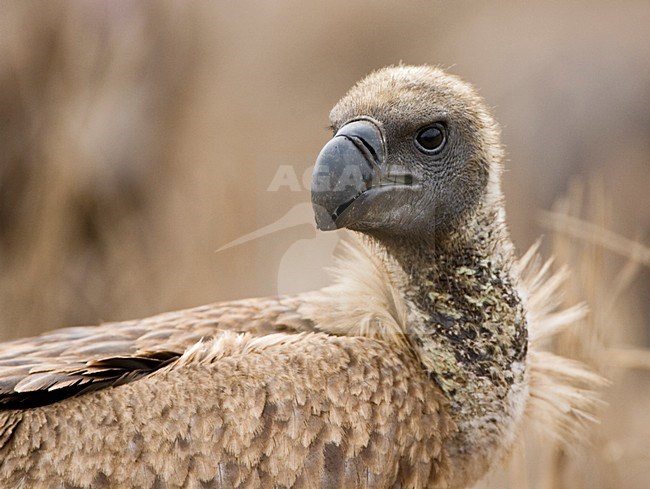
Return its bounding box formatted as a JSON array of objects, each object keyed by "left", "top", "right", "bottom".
[{"left": 415, "top": 123, "right": 446, "bottom": 153}]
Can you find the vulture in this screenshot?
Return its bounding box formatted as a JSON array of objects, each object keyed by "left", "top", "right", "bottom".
[{"left": 0, "top": 66, "right": 600, "bottom": 489}]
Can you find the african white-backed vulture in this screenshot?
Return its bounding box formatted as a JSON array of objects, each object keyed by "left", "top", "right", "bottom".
[{"left": 0, "top": 65, "right": 600, "bottom": 489}]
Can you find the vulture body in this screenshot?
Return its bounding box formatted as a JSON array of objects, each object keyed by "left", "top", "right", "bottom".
[{"left": 0, "top": 66, "right": 598, "bottom": 489}]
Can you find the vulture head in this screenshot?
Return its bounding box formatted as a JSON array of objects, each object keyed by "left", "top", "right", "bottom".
[{"left": 311, "top": 65, "right": 504, "bottom": 240}]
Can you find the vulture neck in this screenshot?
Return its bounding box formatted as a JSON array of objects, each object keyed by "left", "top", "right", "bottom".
[{"left": 376, "top": 200, "right": 529, "bottom": 486}]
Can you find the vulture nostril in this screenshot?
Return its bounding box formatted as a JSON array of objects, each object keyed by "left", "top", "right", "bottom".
[{"left": 343, "top": 135, "right": 383, "bottom": 177}]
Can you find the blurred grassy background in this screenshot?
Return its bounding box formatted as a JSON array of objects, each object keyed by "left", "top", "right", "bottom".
[{"left": 0, "top": 1, "right": 648, "bottom": 487}]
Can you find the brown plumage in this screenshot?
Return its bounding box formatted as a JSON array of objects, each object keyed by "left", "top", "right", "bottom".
[{"left": 0, "top": 66, "right": 600, "bottom": 489}]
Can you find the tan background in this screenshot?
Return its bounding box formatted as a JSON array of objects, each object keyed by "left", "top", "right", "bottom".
[{"left": 0, "top": 2, "right": 648, "bottom": 488}]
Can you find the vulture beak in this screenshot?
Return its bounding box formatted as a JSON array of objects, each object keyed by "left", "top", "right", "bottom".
[{"left": 311, "top": 119, "right": 386, "bottom": 230}]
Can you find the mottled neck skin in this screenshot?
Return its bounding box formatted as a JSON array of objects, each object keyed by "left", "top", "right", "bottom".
[{"left": 377, "top": 202, "right": 528, "bottom": 487}]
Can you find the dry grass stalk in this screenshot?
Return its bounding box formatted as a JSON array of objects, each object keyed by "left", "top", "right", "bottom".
[{"left": 532, "top": 178, "right": 648, "bottom": 489}]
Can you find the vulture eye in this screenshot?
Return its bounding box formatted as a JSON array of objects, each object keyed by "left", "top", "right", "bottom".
[{"left": 415, "top": 123, "right": 446, "bottom": 153}]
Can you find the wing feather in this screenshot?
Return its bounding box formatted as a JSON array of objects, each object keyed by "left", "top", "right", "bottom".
[
  {"left": 0, "top": 297, "right": 314, "bottom": 408},
  {"left": 0, "top": 332, "right": 452, "bottom": 488}
]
